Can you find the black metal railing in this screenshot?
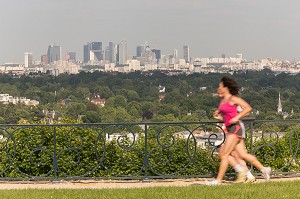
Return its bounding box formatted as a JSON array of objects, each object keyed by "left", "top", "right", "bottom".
[{"left": 0, "top": 118, "right": 299, "bottom": 181}]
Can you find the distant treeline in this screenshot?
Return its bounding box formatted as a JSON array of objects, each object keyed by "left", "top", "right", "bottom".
[{"left": 0, "top": 69, "right": 300, "bottom": 124}]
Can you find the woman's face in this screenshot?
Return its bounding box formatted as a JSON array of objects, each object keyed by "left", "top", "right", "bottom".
[
  {"left": 218, "top": 82, "right": 228, "bottom": 95},
  {"left": 217, "top": 88, "right": 224, "bottom": 98}
]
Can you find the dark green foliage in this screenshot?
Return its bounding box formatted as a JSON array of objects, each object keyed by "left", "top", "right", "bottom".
[
  {"left": 245, "top": 123, "right": 300, "bottom": 172},
  {"left": 1, "top": 70, "right": 300, "bottom": 178},
  {"left": 0, "top": 123, "right": 219, "bottom": 178},
  {"left": 1, "top": 70, "right": 300, "bottom": 123}
]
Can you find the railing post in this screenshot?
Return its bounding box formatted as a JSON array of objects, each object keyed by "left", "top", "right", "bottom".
[
  {"left": 242, "top": 117, "right": 256, "bottom": 155},
  {"left": 245, "top": 117, "right": 256, "bottom": 171},
  {"left": 52, "top": 125, "right": 59, "bottom": 183},
  {"left": 248, "top": 118, "right": 255, "bottom": 155},
  {"left": 143, "top": 123, "right": 150, "bottom": 182}
]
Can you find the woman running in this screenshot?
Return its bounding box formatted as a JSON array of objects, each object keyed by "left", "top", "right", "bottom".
[
  {"left": 206, "top": 76, "right": 271, "bottom": 185},
  {"left": 216, "top": 89, "right": 256, "bottom": 183}
]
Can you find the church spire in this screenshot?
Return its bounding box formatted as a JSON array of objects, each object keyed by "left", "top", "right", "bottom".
[{"left": 277, "top": 92, "right": 282, "bottom": 113}]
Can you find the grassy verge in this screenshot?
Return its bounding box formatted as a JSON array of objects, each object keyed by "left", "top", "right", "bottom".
[{"left": 0, "top": 181, "right": 300, "bottom": 199}]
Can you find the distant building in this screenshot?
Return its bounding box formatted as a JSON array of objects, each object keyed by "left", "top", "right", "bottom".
[
  {"left": 151, "top": 49, "right": 161, "bottom": 62},
  {"left": 42, "top": 110, "right": 61, "bottom": 124},
  {"left": 158, "top": 84, "right": 165, "bottom": 100},
  {"left": 0, "top": 64, "right": 24, "bottom": 75},
  {"left": 83, "top": 42, "right": 103, "bottom": 63},
  {"left": 24, "top": 52, "right": 33, "bottom": 68},
  {"left": 136, "top": 45, "right": 146, "bottom": 57},
  {"left": 28, "top": 100, "right": 40, "bottom": 106},
  {"left": 41, "top": 54, "right": 48, "bottom": 65},
  {"left": 66, "top": 52, "right": 76, "bottom": 61},
  {"left": 44, "top": 60, "right": 80, "bottom": 75},
  {"left": 0, "top": 94, "right": 39, "bottom": 106},
  {"left": 183, "top": 45, "right": 190, "bottom": 63},
  {"left": 116, "top": 40, "right": 128, "bottom": 65},
  {"left": 105, "top": 42, "right": 117, "bottom": 63},
  {"left": 91, "top": 96, "right": 106, "bottom": 107},
  {"left": 58, "top": 99, "right": 71, "bottom": 106},
  {"left": 173, "top": 49, "right": 178, "bottom": 60},
  {"left": 236, "top": 54, "right": 243, "bottom": 60},
  {"left": 47, "top": 45, "right": 62, "bottom": 63},
  {"left": 134, "top": 43, "right": 158, "bottom": 65}
]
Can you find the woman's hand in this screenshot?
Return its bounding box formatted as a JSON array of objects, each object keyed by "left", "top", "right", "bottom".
[{"left": 213, "top": 110, "right": 222, "bottom": 120}]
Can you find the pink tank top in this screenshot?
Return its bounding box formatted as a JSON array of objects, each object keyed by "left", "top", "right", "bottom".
[{"left": 218, "top": 98, "right": 238, "bottom": 127}]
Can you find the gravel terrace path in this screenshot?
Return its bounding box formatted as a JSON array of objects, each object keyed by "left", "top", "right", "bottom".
[{"left": 1, "top": 177, "right": 300, "bottom": 189}]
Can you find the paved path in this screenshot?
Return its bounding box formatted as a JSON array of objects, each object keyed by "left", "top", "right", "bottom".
[{"left": 1, "top": 177, "right": 300, "bottom": 189}]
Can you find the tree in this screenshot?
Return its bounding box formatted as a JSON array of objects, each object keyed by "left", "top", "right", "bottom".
[
  {"left": 65, "top": 102, "right": 87, "bottom": 118},
  {"left": 76, "top": 87, "right": 90, "bottom": 100},
  {"left": 108, "top": 95, "right": 127, "bottom": 108},
  {"left": 125, "top": 90, "right": 140, "bottom": 102},
  {"left": 85, "top": 111, "right": 101, "bottom": 123}
]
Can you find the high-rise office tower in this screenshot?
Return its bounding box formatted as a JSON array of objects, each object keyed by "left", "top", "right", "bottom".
[
  {"left": 151, "top": 49, "right": 161, "bottom": 62},
  {"left": 24, "top": 52, "right": 33, "bottom": 67},
  {"left": 183, "top": 45, "right": 190, "bottom": 63},
  {"left": 116, "top": 40, "right": 127, "bottom": 65},
  {"left": 136, "top": 45, "right": 146, "bottom": 57},
  {"left": 47, "top": 45, "right": 62, "bottom": 63},
  {"left": 67, "top": 52, "right": 76, "bottom": 61},
  {"left": 104, "top": 47, "right": 110, "bottom": 61},
  {"left": 41, "top": 55, "right": 48, "bottom": 65},
  {"left": 173, "top": 49, "right": 178, "bottom": 60},
  {"left": 83, "top": 45, "right": 89, "bottom": 63},
  {"left": 83, "top": 42, "right": 103, "bottom": 63},
  {"left": 107, "top": 42, "right": 116, "bottom": 63},
  {"left": 90, "top": 42, "right": 102, "bottom": 61}
]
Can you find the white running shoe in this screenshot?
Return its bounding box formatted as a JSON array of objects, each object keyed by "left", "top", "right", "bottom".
[
  {"left": 262, "top": 167, "right": 271, "bottom": 181},
  {"left": 204, "top": 179, "right": 220, "bottom": 186},
  {"left": 234, "top": 170, "right": 247, "bottom": 183},
  {"left": 244, "top": 177, "right": 256, "bottom": 183}
]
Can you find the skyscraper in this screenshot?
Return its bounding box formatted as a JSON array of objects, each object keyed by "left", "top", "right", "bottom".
[
  {"left": 41, "top": 55, "right": 48, "bottom": 65},
  {"left": 83, "top": 42, "right": 103, "bottom": 63},
  {"left": 151, "top": 49, "right": 161, "bottom": 62},
  {"left": 116, "top": 40, "right": 127, "bottom": 65},
  {"left": 183, "top": 45, "right": 190, "bottom": 63},
  {"left": 67, "top": 52, "right": 76, "bottom": 61},
  {"left": 104, "top": 47, "right": 110, "bottom": 62},
  {"left": 47, "top": 45, "right": 62, "bottom": 63},
  {"left": 173, "top": 49, "right": 178, "bottom": 60},
  {"left": 136, "top": 45, "right": 146, "bottom": 57},
  {"left": 107, "top": 42, "right": 116, "bottom": 63},
  {"left": 83, "top": 45, "right": 89, "bottom": 63},
  {"left": 24, "top": 52, "right": 33, "bottom": 67}
]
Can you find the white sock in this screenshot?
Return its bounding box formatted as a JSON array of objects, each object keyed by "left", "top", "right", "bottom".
[
  {"left": 233, "top": 164, "right": 244, "bottom": 172},
  {"left": 261, "top": 167, "right": 267, "bottom": 172},
  {"left": 247, "top": 171, "right": 254, "bottom": 179}
]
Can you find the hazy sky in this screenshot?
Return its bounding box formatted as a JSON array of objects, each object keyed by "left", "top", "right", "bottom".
[{"left": 1, "top": 0, "right": 300, "bottom": 64}]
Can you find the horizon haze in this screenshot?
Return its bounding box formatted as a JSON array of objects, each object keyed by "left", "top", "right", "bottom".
[{"left": 1, "top": 0, "right": 300, "bottom": 64}]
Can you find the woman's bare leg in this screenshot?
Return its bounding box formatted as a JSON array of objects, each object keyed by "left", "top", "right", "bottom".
[
  {"left": 216, "top": 134, "right": 240, "bottom": 183},
  {"left": 234, "top": 140, "right": 264, "bottom": 171},
  {"left": 231, "top": 150, "right": 248, "bottom": 169}
]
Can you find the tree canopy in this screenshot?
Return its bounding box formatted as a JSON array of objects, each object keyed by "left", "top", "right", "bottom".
[{"left": 1, "top": 69, "right": 300, "bottom": 124}]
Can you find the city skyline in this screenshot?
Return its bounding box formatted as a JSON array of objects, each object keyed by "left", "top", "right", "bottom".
[{"left": 1, "top": 0, "right": 300, "bottom": 64}]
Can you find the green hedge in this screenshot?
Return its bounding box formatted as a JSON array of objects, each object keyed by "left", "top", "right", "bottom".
[{"left": 1, "top": 123, "right": 300, "bottom": 178}]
